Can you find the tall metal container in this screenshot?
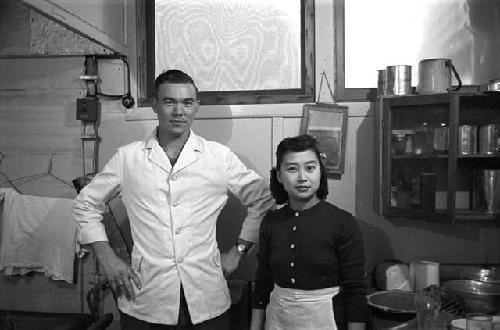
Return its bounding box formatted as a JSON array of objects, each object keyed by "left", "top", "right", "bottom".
[
  {"left": 386, "top": 65, "right": 412, "bottom": 95},
  {"left": 377, "top": 69, "right": 388, "bottom": 96}
]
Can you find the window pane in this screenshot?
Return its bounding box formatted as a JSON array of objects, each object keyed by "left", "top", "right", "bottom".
[
  {"left": 345, "top": 0, "right": 500, "bottom": 88},
  {"left": 155, "top": 0, "right": 301, "bottom": 92}
]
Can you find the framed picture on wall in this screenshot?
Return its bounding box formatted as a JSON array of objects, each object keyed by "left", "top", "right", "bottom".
[{"left": 300, "top": 103, "right": 348, "bottom": 175}]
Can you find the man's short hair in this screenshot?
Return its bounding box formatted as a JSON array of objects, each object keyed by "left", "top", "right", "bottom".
[{"left": 154, "top": 69, "right": 199, "bottom": 98}]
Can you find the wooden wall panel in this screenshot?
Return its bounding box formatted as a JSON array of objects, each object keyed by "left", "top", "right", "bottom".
[
  {"left": 0, "top": 0, "right": 31, "bottom": 55},
  {"left": 0, "top": 0, "right": 112, "bottom": 57}
]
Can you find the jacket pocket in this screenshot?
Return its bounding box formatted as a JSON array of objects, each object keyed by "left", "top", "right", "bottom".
[{"left": 131, "top": 250, "right": 144, "bottom": 281}]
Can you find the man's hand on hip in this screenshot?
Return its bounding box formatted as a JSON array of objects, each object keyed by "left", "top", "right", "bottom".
[
  {"left": 220, "top": 246, "right": 242, "bottom": 279},
  {"left": 91, "top": 241, "right": 142, "bottom": 301}
]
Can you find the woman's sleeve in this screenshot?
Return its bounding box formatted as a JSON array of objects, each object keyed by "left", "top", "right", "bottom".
[
  {"left": 252, "top": 213, "right": 274, "bottom": 309},
  {"left": 336, "top": 214, "right": 369, "bottom": 323}
]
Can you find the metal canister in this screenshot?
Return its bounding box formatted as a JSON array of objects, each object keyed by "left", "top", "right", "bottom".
[
  {"left": 479, "top": 124, "right": 499, "bottom": 154},
  {"left": 386, "top": 65, "right": 412, "bottom": 95},
  {"left": 458, "top": 125, "right": 478, "bottom": 154},
  {"left": 377, "top": 69, "right": 388, "bottom": 96}
]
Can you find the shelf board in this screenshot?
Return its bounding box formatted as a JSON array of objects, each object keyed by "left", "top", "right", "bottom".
[
  {"left": 391, "top": 154, "right": 500, "bottom": 160},
  {"left": 455, "top": 210, "right": 500, "bottom": 221},
  {"left": 386, "top": 207, "right": 450, "bottom": 222},
  {"left": 384, "top": 93, "right": 451, "bottom": 106},
  {"left": 457, "top": 154, "right": 500, "bottom": 159},
  {"left": 386, "top": 208, "right": 500, "bottom": 222},
  {"left": 392, "top": 154, "right": 448, "bottom": 159}
]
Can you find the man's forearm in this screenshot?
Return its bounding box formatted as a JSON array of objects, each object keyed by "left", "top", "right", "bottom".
[{"left": 91, "top": 241, "right": 116, "bottom": 261}]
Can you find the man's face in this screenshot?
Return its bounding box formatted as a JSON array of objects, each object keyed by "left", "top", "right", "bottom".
[{"left": 153, "top": 83, "right": 199, "bottom": 138}]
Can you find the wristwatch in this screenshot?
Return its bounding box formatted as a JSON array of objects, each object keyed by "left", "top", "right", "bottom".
[{"left": 235, "top": 243, "right": 249, "bottom": 256}]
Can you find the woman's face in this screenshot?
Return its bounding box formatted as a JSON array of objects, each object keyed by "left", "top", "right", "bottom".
[{"left": 277, "top": 149, "right": 321, "bottom": 208}]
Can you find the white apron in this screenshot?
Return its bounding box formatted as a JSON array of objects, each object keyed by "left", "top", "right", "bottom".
[{"left": 265, "top": 284, "right": 340, "bottom": 330}]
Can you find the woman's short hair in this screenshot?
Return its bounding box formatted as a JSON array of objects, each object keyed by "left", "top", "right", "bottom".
[
  {"left": 270, "top": 134, "right": 329, "bottom": 204},
  {"left": 154, "top": 69, "right": 199, "bottom": 98}
]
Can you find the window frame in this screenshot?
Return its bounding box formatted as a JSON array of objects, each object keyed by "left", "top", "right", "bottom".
[
  {"left": 333, "top": 0, "right": 377, "bottom": 102},
  {"left": 135, "top": 0, "right": 315, "bottom": 107}
]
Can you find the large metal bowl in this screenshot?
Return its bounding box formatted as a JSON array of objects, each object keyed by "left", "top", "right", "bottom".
[
  {"left": 443, "top": 280, "right": 500, "bottom": 314},
  {"left": 461, "top": 267, "right": 499, "bottom": 283},
  {"left": 440, "top": 265, "right": 499, "bottom": 284}
]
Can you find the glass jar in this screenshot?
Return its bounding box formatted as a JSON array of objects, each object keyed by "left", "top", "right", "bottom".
[
  {"left": 404, "top": 131, "right": 415, "bottom": 154},
  {"left": 392, "top": 132, "right": 407, "bottom": 155},
  {"left": 433, "top": 123, "right": 448, "bottom": 154},
  {"left": 414, "top": 123, "right": 435, "bottom": 155}
]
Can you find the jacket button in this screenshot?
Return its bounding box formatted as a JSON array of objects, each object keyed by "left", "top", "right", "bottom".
[
  {"left": 290, "top": 278, "right": 295, "bottom": 284},
  {"left": 171, "top": 174, "right": 177, "bottom": 181},
  {"left": 177, "top": 257, "right": 183, "bottom": 263},
  {"left": 175, "top": 228, "right": 181, "bottom": 235},
  {"left": 173, "top": 202, "right": 180, "bottom": 207},
  {"left": 290, "top": 244, "right": 295, "bottom": 249}
]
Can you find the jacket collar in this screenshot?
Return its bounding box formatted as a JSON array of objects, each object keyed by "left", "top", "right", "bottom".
[{"left": 145, "top": 127, "right": 203, "bottom": 173}]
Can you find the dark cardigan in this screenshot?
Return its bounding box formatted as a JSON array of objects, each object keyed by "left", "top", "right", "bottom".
[{"left": 253, "top": 200, "right": 369, "bottom": 323}]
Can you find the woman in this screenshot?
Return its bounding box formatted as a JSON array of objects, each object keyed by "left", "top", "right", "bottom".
[{"left": 250, "top": 135, "right": 368, "bottom": 330}]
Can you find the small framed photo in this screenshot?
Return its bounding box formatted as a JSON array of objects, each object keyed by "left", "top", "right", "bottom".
[{"left": 300, "top": 103, "right": 348, "bottom": 175}]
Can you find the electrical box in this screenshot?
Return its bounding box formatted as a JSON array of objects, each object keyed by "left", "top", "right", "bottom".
[{"left": 76, "top": 97, "right": 99, "bottom": 121}]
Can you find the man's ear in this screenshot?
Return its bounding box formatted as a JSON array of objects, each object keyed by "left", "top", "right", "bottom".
[
  {"left": 276, "top": 169, "right": 282, "bottom": 184},
  {"left": 152, "top": 97, "right": 158, "bottom": 114}
]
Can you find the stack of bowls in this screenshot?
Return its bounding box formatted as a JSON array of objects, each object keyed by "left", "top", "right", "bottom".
[{"left": 443, "top": 279, "right": 500, "bottom": 314}]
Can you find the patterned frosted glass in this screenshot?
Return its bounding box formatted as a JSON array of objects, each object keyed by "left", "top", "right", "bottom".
[{"left": 155, "top": 0, "right": 301, "bottom": 92}]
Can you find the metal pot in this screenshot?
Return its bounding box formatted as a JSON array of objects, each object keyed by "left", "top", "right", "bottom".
[{"left": 417, "top": 58, "right": 462, "bottom": 94}]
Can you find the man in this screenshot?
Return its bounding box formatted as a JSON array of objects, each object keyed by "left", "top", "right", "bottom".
[{"left": 74, "top": 70, "right": 274, "bottom": 329}]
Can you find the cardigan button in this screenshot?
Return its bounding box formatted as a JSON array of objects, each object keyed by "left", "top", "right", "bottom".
[
  {"left": 294, "top": 212, "right": 299, "bottom": 217},
  {"left": 290, "top": 278, "right": 295, "bottom": 284}
]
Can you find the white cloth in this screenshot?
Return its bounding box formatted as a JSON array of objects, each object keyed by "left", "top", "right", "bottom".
[
  {"left": 0, "top": 188, "right": 77, "bottom": 283},
  {"left": 266, "top": 284, "right": 339, "bottom": 330},
  {"left": 73, "top": 129, "right": 274, "bottom": 325}
]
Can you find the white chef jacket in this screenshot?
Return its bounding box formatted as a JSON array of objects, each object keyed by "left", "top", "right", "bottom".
[{"left": 73, "top": 128, "right": 274, "bottom": 325}]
